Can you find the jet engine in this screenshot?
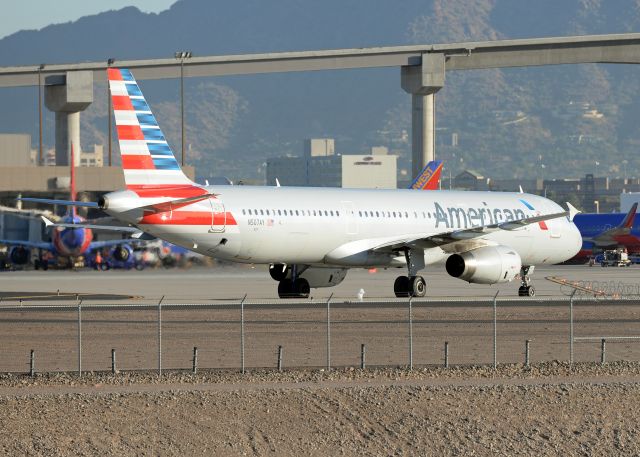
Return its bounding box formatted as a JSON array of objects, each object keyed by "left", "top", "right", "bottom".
[
  {"left": 9, "top": 246, "right": 30, "bottom": 265},
  {"left": 269, "top": 264, "right": 348, "bottom": 288},
  {"left": 112, "top": 245, "right": 132, "bottom": 262},
  {"left": 445, "top": 246, "right": 521, "bottom": 284}
]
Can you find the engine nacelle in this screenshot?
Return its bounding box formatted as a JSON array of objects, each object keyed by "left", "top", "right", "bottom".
[
  {"left": 113, "top": 245, "right": 132, "bottom": 262},
  {"left": 300, "top": 267, "right": 348, "bottom": 288},
  {"left": 9, "top": 246, "right": 30, "bottom": 265},
  {"left": 270, "top": 265, "right": 348, "bottom": 288},
  {"left": 446, "top": 245, "right": 522, "bottom": 284}
]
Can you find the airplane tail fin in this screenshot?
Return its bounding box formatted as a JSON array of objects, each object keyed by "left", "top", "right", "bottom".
[
  {"left": 107, "top": 68, "right": 194, "bottom": 190},
  {"left": 620, "top": 202, "right": 638, "bottom": 229},
  {"left": 409, "top": 160, "right": 443, "bottom": 190}
]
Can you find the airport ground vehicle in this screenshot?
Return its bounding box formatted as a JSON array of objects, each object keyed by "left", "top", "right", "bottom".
[{"left": 595, "top": 248, "right": 632, "bottom": 267}]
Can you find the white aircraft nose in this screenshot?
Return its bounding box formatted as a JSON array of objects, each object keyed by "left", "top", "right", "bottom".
[{"left": 567, "top": 221, "right": 583, "bottom": 258}]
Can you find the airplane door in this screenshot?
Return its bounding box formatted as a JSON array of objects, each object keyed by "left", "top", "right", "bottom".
[
  {"left": 209, "top": 198, "right": 226, "bottom": 233},
  {"left": 341, "top": 201, "right": 358, "bottom": 235}
]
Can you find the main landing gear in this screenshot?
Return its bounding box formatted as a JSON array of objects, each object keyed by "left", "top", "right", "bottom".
[
  {"left": 518, "top": 265, "right": 535, "bottom": 297},
  {"left": 393, "top": 248, "right": 427, "bottom": 298},
  {"left": 271, "top": 264, "right": 311, "bottom": 299}
]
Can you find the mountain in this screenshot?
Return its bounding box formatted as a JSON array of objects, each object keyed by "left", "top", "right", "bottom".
[{"left": 0, "top": 0, "right": 639, "bottom": 182}]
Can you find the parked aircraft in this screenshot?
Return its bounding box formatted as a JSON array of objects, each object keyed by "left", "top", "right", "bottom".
[
  {"left": 21, "top": 68, "right": 582, "bottom": 297},
  {"left": 3, "top": 145, "right": 135, "bottom": 269},
  {"left": 410, "top": 160, "right": 443, "bottom": 190},
  {"left": 570, "top": 203, "right": 640, "bottom": 261}
]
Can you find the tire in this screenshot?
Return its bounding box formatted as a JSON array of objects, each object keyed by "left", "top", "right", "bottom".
[
  {"left": 294, "top": 278, "right": 310, "bottom": 298},
  {"left": 278, "top": 280, "right": 293, "bottom": 299},
  {"left": 394, "top": 276, "right": 410, "bottom": 298},
  {"left": 410, "top": 276, "right": 426, "bottom": 297},
  {"left": 527, "top": 286, "right": 535, "bottom": 297}
]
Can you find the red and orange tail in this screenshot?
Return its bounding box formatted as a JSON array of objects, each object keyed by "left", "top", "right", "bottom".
[{"left": 410, "top": 160, "right": 443, "bottom": 190}]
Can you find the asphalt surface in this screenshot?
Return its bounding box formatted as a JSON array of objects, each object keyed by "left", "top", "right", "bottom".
[{"left": 1, "top": 262, "right": 639, "bottom": 302}]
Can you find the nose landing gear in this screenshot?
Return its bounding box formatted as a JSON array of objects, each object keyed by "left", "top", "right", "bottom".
[{"left": 517, "top": 265, "right": 535, "bottom": 297}]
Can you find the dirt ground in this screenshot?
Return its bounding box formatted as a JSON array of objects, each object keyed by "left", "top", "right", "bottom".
[{"left": 0, "top": 362, "right": 639, "bottom": 456}]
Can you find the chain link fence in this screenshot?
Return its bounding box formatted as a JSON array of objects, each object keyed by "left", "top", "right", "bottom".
[{"left": 0, "top": 294, "right": 639, "bottom": 375}]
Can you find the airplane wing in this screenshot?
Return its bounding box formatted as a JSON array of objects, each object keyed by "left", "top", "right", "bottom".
[
  {"left": 87, "top": 239, "right": 143, "bottom": 250},
  {"left": 41, "top": 216, "right": 142, "bottom": 235},
  {"left": 326, "top": 203, "right": 579, "bottom": 261},
  {"left": 0, "top": 239, "right": 52, "bottom": 250},
  {"left": 585, "top": 203, "right": 639, "bottom": 247}
]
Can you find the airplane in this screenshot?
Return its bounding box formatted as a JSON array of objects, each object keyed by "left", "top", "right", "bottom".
[
  {"left": 2, "top": 145, "right": 136, "bottom": 269},
  {"left": 409, "top": 160, "right": 443, "bottom": 190},
  {"left": 569, "top": 203, "right": 640, "bottom": 261},
  {"left": 20, "top": 68, "right": 582, "bottom": 297}
]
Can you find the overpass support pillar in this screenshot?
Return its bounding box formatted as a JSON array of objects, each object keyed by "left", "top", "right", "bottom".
[
  {"left": 401, "top": 53, "right": 445, "bottom": 180},
  {"left": 44, "top": 71, "right": 93, "bottom": 166}
]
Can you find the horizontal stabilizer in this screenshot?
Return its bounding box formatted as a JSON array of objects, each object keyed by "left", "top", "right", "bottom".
[
  {"left": 41, "top": 216, "right": 142, "bottom": 236},
  {"left": 18, "top": 197, "right": 99, "bottom": 208}
]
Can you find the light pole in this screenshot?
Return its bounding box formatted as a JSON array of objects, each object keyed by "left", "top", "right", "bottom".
[
  {"left": 38, "top": 64, "right": 44, "bottom": 166},
  {"left": 107, "top": 58, "right": 115, "bottom": 166},
  {"left": 175, "top": 51, "right": 192, "bottom": 166}
]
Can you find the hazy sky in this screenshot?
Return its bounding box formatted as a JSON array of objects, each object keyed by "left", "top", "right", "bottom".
[{"left": 0, "top": 0, "right": 177, "bottom": 39}]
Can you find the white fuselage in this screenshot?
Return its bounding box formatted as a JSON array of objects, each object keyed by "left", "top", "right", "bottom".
[{"left": 104, "top": 186, "right": 582, "bottom": 270}]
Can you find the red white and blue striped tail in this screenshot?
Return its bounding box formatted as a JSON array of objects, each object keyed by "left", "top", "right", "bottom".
[{"left": 108, "top": 68, "right": 194, "bottom": 189}]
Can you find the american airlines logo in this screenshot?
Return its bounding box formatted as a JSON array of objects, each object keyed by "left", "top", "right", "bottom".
[{"left": 434, "top": 202, "right": 527, "bottom": 229}]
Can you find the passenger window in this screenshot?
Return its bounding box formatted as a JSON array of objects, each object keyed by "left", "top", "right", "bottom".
[
  {"left": 359, "top": 211, "right": 362, "bottom": 217},
  {"left": 266, "top": 210, "right": 270, "bottom": 216},
  {"left": 313, "top": 210, "right": 316, "bottom": 216},
  {"left": 336, "top": 211, "right": 340, "bottom": 216},
  {"left": 393, "top": 212, "right": 396, "bottom": 217},
  {"left": 404, "top": 212, "right": 408, "bottom": 218},
  {"left": 260, "top": 210, "right": 264, "bottom": 215},
  {"left": 248, "top": 209, "right": 253, "bottom": 215},
  {"left": 242, "top": 209, "right": 246, "bottom": 215},
  {"left": 324, "top": 210, "right": 329, "bottom": 216},
  {"left": 375, "top": 211, "right": 379, "bottom": 217},
  {"left": 295, "top": 210, "right": 299, "bottom": 216},
  {"left": 278, "top": 210, "right": 282, "bottom": 216}
]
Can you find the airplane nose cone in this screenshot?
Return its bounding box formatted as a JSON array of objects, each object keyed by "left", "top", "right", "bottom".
[{"left": 568, "top": 222, "right": 583, "bottom": 257}]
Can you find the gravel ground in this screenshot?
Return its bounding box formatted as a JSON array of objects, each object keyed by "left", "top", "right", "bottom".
[{"left": 0, "top": 362, "right": 639, "bottom": 456}]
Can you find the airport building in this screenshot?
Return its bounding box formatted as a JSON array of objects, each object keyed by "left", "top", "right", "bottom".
[{"left": 266, "top": 139, "right": 397, "bottom": 189}]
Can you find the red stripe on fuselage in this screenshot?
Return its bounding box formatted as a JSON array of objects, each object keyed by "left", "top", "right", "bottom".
[{"left": 140, "top": 211, "right": 237, "bottom": 226}]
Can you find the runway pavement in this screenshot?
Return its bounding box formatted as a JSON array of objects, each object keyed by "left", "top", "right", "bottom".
[{"left": 1, "top": 262, "right": 639, "bottom": 302}]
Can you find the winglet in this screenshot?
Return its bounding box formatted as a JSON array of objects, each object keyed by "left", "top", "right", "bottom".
[
  {"left": 519, "top": 185, "right": 524, "bottom": 194},
  {"left": 566, "top": 202, "right": 580, "bottom": 222},
  {"left": 275, "top": 178, "right": 281, "bottom": 187},
  {"left": 41, "top": 216, "right": 54, "bottom": 227}
]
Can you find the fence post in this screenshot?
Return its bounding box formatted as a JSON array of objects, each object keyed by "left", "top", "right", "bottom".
[
  {"left": 77, "top": 299, "right": 82, "bottom": 377},
  {"left": 111, "top": 349, "right": 116, "bottom": 374},
  {"left": 326, "top": 293, "right": 333, "bottom": 371},
  {"left": 360, "top": 344, "right": 366, "bottom": 369},
  {"left": 277, "top": 345, "right": 283, "bottom": 372},
  {"left": 601, "top": 338, "right": 606, "bottom": 365},
  {"left": 569, "top": 290, "right": 576, "bottom": 365},
  {"left": 192, "top": 347, "right": 198, "bottom": 374},
  {"left": 29, "top": 349, "right": 35, "bottom": 377},
  {"left": 408, "top": 297, "right": 413, "bottom": 370},
  {"left": 525, "top": 340, "right": 530, "bottom": 367},
  {"left": 240, "top": 294, "right": 246, "bottom": 374},
  {"left": 493, "top": 291, "right": 499, "bottom": 370},
  {"left": 158, "top": 295, "right": 164, "bottom": 376},
  {"left": 444, "top": 341, "right": 449, "bottom": 368}
]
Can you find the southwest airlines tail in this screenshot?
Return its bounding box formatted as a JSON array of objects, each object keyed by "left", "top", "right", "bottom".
[
  {"left": 107, "top": 68, "right": 194, "bottom": 189},
  {"left": 409, "top": 160, "right": 443, "bottom": 190}
]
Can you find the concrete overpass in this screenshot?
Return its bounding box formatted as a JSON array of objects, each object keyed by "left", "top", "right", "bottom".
[{"left": 2, "top": 33, "right": 640, "bottom": 178}]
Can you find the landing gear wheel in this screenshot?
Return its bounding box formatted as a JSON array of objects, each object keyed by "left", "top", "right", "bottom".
[
  {"left": 409, "top": 276, "right": 426, "bottom": 297},
  {"left": 278, "top": 278, "right": 310, "bottom": 299},
  {"left": 518, "top": 286, "right": 535, "bottom": 297},
  {"left": 394, "top": 276, "right": 410, "bottom": 298}
]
